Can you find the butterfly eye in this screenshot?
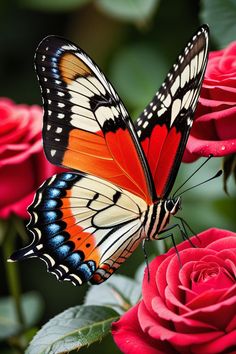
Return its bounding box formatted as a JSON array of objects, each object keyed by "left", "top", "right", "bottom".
[
  {"left": 165, "top": 200, "right": 175, "bottom": 212},
  {"left": 165, "top": 198, "right": 181, "bottom": 214}
]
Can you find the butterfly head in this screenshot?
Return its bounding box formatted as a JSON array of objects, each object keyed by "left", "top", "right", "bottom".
[{"left": 165, "top": 197, "right": 181, "bottom": 215}]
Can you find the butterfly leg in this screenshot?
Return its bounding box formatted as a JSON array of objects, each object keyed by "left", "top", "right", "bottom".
[
  {"left": 174, "top": 216, "right": 200, "bottom": 246},
  {"left": 159, "top": 223, "right": 196, "bottom": 248},
  {"left": 142, "top": 239, "right": 150, "bottom": 282},
  {"left": 157, "top": 230, "right": 182, "bottom": 267}
]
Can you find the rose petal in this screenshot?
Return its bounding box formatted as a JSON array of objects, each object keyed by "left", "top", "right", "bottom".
[
  {"left": 184, "top": 294, "right": 236, "bottom": 330},
  {"left": 112, "top": 304, "right": 164, "bottom": 354},
  {"left": 152, "top": 294, "right": 216, "bottom": 331},
  {"left": 193, "top": 329, "right": 236, "bottom": 354},
  {"left": 184, "top": 134, "right": 236, "bottom": 158},
  {"left": 139, "top": 301, "right": 222, "bottom": 347}
]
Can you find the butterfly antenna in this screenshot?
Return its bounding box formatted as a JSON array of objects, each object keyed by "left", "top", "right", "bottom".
[
  {"left": 175, "top": 169, "right": 222, "bottom": 198},
  {"left": 142, "top": 239, "right": 150, "bottom": 282},
  {"left": 173, "top": 155, "right": 213, "bottom": 198}
]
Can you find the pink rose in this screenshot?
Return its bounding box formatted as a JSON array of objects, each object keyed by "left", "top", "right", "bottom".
[
  {"left": 0, "top": 98, "right": 60, "bottom": 219},
  {"left": 112, "top": 228, "right": 236, "bottom": 353},
  {"left": 183, "top": 42, "right": 236, "bottom": 162}
]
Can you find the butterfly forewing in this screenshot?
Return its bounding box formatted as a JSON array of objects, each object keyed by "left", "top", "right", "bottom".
[
  {"left": 11, "top": 172, "right": 147, "bottom": 285},
  {"left": 135, "top": 25, "right": 209, "bottom": 198},
  {"left": 35, "top": 36, "right": 155, "bottom": 204}
]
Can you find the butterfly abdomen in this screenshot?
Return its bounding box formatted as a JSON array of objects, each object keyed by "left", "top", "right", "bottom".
[{"left": 143, "top": 201, "right": 171, "bottom": 240}]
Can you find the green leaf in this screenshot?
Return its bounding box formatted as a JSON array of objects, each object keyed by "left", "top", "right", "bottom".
[
  {"left": 84, "top": 274, "right": 141, "bottom": 314},
  {"left": 20, "top": 0, "right": 90, "bottom": 12},
  {"left": 200, "top": 0, "right": 236, "bottom": 48},
  {"left": 0, "top": 292, "right": 44, "bottom": 340},
  {"left": 96, "top": 0, "right": 159, "bottom": 22},
  {"left": 110, "top": 43, "right": 168, "bottom": 114},
  {"left": 26, "top": 305, "right": 119, "bottom": 354}
]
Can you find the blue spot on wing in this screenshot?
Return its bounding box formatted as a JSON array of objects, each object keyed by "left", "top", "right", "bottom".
[
  {"left": 65, "top": 252, "right": 84, "bottom": 268},
  {"left": 45, "top": 187, "right": 62, "bottom": 198},
  {"left": 43, "top": 223, "right": 62, "bottom": 237},
  {"left": 87, "top": 260, "right": 96, "bottom": 273},
  {"left": 53, "top": 180, "right": 67, "bottom": 189},
  {"left": 41, "top": 199, "right": 59, "bottom": 209},
  {"left": 77, "top": 262, "right": 96, "bottom": 281},
  {"left": 47, "top": 234, "right": 65, "bottom": 248},
  {"left": 41, "top": 211, "right": 58, "bottom": 223},
  {"left": 56, "top": 244, "right": 71, "bottom": 259},
  {"left": 61, "top": 173, "right": 77, "bottom": 181}
]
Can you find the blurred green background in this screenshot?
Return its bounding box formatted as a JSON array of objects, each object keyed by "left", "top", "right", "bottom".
[{"left": 1, "top": 0, "right": 236, "bottom": 353}]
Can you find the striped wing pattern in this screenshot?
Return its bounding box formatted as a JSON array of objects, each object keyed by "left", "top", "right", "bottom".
[
  {"left": 135, "top": 25, "right": 209, "bottom": 198},
  {"left": 35, "top": 36, "right": 155, "bottom": 204},
  {"left": 11, "top": 173, "right": 147, "bottom": 285}
]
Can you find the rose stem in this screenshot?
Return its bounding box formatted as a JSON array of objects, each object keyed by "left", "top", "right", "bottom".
[{"left": 3, "top": 217, "right": 25, "bottom": 327}]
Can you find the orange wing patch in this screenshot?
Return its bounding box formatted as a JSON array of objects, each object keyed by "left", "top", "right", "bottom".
[
  {"left": 63, "top": 128, "right": 152, "bottom": 204},
  {"left": 59, "top": 52, "right": 92, "bottom": 84}
]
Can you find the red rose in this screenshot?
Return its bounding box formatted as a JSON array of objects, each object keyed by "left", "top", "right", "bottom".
[
  {"left": 112, "top": 228, "right": 236, "bottom": 354},
  {"left": 183, "top": 41, "right": 236, "bottom": 162},
  {"left": 0, "top": 98, "right": 60, "bottom": 219}
]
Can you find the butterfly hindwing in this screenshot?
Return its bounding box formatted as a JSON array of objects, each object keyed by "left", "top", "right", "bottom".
[
  {"left": 11, "top": 172, "right": 147, "bottom": 285},
  {"left": 135, "top": 25, "right": 209, "bottom": 198},
  {"left": 35, "top": 36, "right": 155, "bottom": 204}
]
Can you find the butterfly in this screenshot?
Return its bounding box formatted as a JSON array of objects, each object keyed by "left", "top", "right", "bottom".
[{"left": 10, "top": 25, "right": 209, "bottom": 286}]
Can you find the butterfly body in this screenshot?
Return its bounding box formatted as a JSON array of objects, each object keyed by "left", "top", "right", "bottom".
[{"left": 10, "top": 26, "right": 209, "bottom": 285}]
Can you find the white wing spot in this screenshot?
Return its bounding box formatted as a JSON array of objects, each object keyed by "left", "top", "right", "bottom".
[
  {"left": 197, "top": 51, "right": 204, "bottom": 73},
  {"left": 170, "top": 76, "right": 180, "bottom": 96},
  {"left": 187, "top": 117, "right": 193, "bottom": 126},
  {"left": 143, "top": 121, "right": 148, "bottom": 129},
  {"left": 137, "top": 120, "right": 142, "bottom": 126},
  {"left": 157, "top": 107, "right": 166, "bottom": 117},
  {"left": 58, "top": 113, "right": 65, "bottom": 119},
  {"left": 148, "top": 112, "right": 153, "bottom": 119},
  {"left": 173, "top": 64, "right": 178, "bottom": 71},
  {"left": 163, "top": 94, "right": 171, "bottom": 108},
  {"left": 51, "top": 149, "right": 56, "bottom": 157},
  {"left": 171, "top": 99, "right": 181, "bottom": 125},
  {"left": 181, "top": 64, "right": 190, "bottom": 88},
  {"left": 56, "top": 127, "right": 62, "bottom": 133},
  {"left": 190, "top": 55, "right": 197, "bottom": 79}
]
